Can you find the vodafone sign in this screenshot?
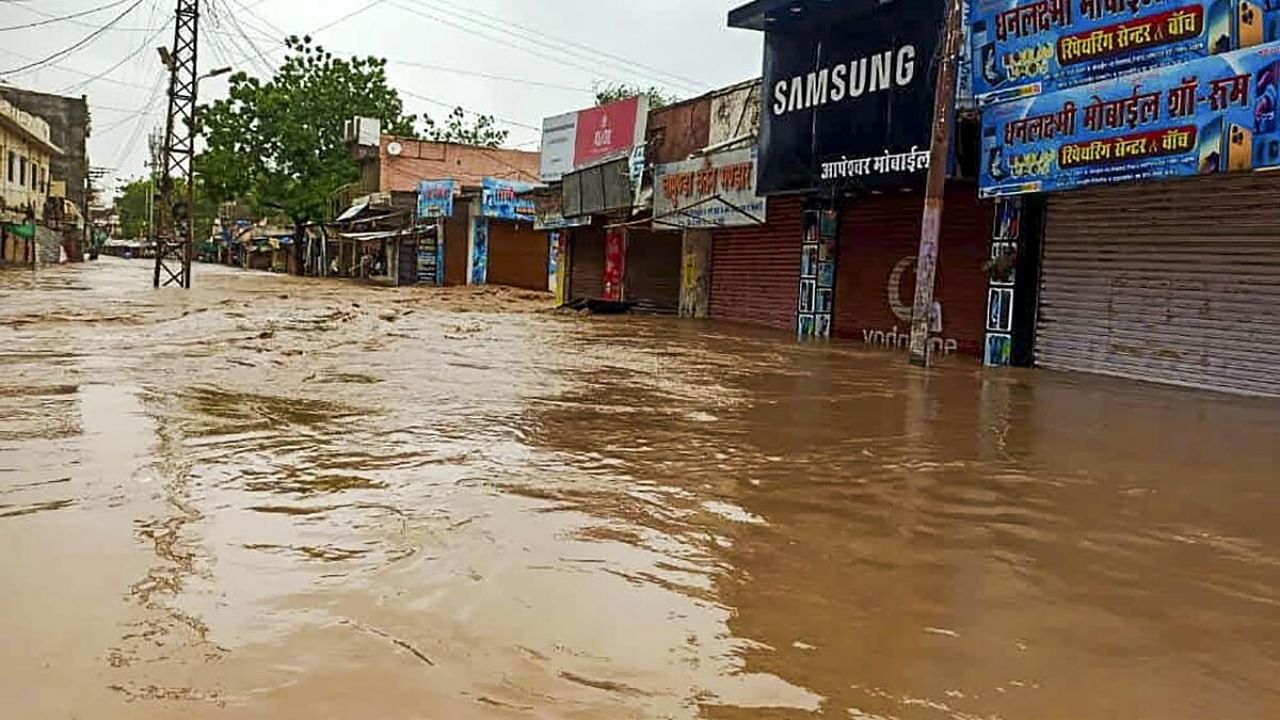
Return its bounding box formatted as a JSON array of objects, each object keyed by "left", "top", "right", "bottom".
[{"left": 539, "top": 95, "right": 648, "bottom": 183}]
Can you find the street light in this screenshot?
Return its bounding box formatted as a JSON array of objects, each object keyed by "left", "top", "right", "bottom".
[{"left": 200, "top": 66, "right": 233, "bottom": 82}]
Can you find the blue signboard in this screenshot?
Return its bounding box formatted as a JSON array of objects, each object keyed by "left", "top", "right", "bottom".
[
  {"left": 980, "top": 41, "right": 1280, "bottom": 196},
  {"left": 417, "top": 179, "right": 455, "bottom": 219},
  {"left": 970, "top": 0, "right": 1280, "bottom": 105},
  {"left": 481, "top": 177, "right": 537, "bottom": 221}
]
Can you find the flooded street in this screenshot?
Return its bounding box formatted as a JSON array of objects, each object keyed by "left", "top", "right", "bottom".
[{"left": 2, "top": 258, "right": 1278, "bottom": 719}]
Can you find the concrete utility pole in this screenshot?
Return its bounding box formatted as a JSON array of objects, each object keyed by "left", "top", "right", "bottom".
[
  {"left": 147, "top": 128, "right": 162, "bottom": 245},
  {"left": 908, "top": 0, "right": 965, "bottom": 367},
  {"left": 153, "top": 0, "right": 200, "bottom": 289}
]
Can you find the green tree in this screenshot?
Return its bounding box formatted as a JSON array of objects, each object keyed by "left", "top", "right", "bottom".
[
  {"left": 195, "top": 36, "right": 417, "bottom": 232},
  {"left": 592, "top": 81, "right": 680, "bottom": 109},
  {"left": 423, "top": 106, "right": 509, "bottom": 147},
  {"left": 114, "top": 177, "right": 152, "bottom": 240},
  {"left": 114, "top": 176, "right": 215, "bottom": 241}
]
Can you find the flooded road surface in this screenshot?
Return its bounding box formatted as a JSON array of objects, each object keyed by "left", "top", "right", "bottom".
[{"left": 2, "top": 258, "right": 1278, "bottom": 719}]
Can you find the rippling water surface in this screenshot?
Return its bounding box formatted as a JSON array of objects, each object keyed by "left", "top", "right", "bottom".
[{"left": 1, "top": 259, "right": 1278, "bottom": 719}]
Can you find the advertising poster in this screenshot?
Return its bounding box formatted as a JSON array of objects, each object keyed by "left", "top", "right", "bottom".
[
  {"left": 471, "top": 218, "right": 488, "bottom": 285},
  {"left": 538, "top": 96, "right": 650, "bottom": 182},
  {"left": 759, "top": 0, "right": 944, "bottom": 193},
  {"left": 652, "top": 148, "right": 767, "bottom": 229},
  {"left": 980, "top": 41, "right": 1280, "bottom": 196},
  {"left": 417, "top": 179, "right": 455, "bottom": 219},
  {"left": 480, "top": 177, "right": 537, "bottom": 222},
  {"left": 971, "top": 0, "right": 1280, "bottom": 105}
]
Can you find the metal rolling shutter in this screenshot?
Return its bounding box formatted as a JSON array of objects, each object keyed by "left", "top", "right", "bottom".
[
  {"left": 487, "top": 220, "right": 549, "bottom": 291},
  {"left": 835, "top": 186, "right": 990, "bottom": 356},
  {"left": 569, "top": 225, "right": 607, "bottom": 301},
  {"left": 444, "top": 199, "right": 469, "bottom": 286},
  {"left": 624, "top": 229, "right": 682, "bottom": 312},
  {"left": 709, "top": 196, "right": 803, "bottom": 330},
  {"left": 1037, "top": 173, "right": 1280, "bottom": 396}
]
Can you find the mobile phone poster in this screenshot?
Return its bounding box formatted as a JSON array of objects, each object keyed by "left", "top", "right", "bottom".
[
  {"left": 970, "top": 0, "right": 1280, "bottom": 105},
  {"left": 979, "top": 42, "right": 1280, "bottom": 197}
]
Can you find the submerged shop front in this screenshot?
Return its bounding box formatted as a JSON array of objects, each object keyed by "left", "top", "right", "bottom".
[
  {"left": 418, "top": 177, "right": 551, "bottom": 291},
  {"left": 976, "top": 0, "right": 1280, "bottom": 395},
  {"left": 729, "top": 0, "right": 992, "bottom": 354},
  {"left": 540, "top": 96, "right": 650, "bottom": 305}
]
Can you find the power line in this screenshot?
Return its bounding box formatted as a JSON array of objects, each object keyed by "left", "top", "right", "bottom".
[
  {"left": 0, "top": 0, "right": 135, "bottom": 32},
  {"left": 383, "top": 0, "right": 698, "bottom": 96},
  {"left": 309, "top": 0, "right": 392, "bottom": 35},
  {"left": 420, "top": 0, "right": 707, "bottom": 91},
  {"left": 210, "top": 5, "right": 549, "bottom": 134},
  {"left": 61, "top": 15, "right": 172, "bottom": 94},
  {"left": 0, "top": 0, "right": 147, "bottom": 77}
]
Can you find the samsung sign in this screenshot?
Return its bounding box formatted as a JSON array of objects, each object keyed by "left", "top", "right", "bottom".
[
  {"left": 771, "top": 44, "right": 917, "bottom": 116},
  {"left": 757, "top": 1, "right": 944, "bottom": 194}
]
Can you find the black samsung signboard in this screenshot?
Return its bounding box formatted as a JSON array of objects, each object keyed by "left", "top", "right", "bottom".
[{"left": 758, "top": 0, "right": 945, "bottom": 194}]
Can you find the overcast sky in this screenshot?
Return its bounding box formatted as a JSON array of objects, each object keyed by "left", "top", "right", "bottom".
[{"left": 0, "top": 0, "right": 763, "bottom": 196}]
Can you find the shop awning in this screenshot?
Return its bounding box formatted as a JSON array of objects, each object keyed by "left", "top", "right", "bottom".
[
  {"left": 5, "top": 223, "right": 35, "bottom": 240},
  {"left": 334, "top": 199, "right": 369, "bottom": 222}
]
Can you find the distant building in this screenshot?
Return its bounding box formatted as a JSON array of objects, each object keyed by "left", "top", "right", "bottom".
[{"left": 335, "top": 120, "right": 547, "bottom": 290}]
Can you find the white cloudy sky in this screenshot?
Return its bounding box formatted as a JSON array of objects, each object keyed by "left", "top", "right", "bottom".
[{"left": 0, "top": 0, "right": 763, "bottom": 196}]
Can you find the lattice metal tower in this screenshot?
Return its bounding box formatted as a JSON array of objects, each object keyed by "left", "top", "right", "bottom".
[{"left": 153, "top": 0, "right": 200, "bottom": 289}]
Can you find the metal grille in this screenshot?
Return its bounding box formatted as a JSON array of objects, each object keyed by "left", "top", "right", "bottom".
[{"left": 1038, "top": 172, "right": 1280, "bottom": 396}]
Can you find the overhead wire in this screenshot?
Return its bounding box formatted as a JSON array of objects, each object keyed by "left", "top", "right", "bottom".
[
  {"left": 0, "top": 0, "right": 148, "bottom": 77},
  {"left": 411, "top": 0, "right": 707, "bottom": 92},
  {"left": 381, "top": 0, "right": 695, "bottom": 97},
  {"left": 0, "top": 0, "right": 135, "bottom": 32}
]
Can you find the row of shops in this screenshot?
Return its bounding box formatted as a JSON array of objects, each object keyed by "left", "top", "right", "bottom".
[{"left": 533, "top": 0, "right": 1280, "bottom": 397}]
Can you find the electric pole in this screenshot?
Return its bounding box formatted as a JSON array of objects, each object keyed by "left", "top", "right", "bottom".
[
  {"left": 907, "top": 0, "right": 964, "bottom": 366},
  {"left": 153, "top": 0, "right": 200, "bottom": 289}
]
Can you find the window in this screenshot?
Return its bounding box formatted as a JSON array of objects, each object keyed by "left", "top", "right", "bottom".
[
  {"left": 6, "top": 151, "right": 13, "bottom": 184},
  {"left": 31, "top": 163, "right": 39, "bottom": 190},
  {"left": 18, "top": 155, "right": 26, "bottom": 187}
]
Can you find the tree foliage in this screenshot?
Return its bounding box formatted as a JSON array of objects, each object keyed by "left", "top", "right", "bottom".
[
  {"left": 423, "top": 106, "right": 508, "bottom": 147},
  {"left": 593, "top": 81, "right": 680, "bottom": 109},
  {"left": 195, "top": 36, "right": 416, "bottom": 226},
  {"left": 114, "top": 176, "right": 215, "bottom": 241}
]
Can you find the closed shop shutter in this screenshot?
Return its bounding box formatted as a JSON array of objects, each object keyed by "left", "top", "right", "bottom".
[
  {"left": 487, "top": 220, "right": 549, "bottom": 291},
  {"left": 1038, "top": 173, "right": 1280, "bottom": 396},
  {"left": 835, "top": 185, "right": 990, "bottom": 357},
  {"left": 710, "top": 196, "right": 804, "bottom": 330},
  {"left": 624, "top": 229, "right": 682, "bottom": 312},
  {"left": 569, "top": 225, "right": 607, "bottom": 301},
  {"left": 444, "top": 199, "right": 469, "bottom": 286}
]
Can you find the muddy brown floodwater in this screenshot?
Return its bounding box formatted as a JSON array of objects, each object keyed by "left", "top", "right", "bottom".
[{"left": 1, "top": 258, "right": 1278, "bottom": 719}]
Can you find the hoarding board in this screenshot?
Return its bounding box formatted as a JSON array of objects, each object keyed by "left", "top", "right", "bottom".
[
  {"left": 653, "top": 148, "right": 767, "bottom": 229},
  {"left": 538, "top": 96, "right": 650, "bottom": 182},
  {"left": 970, "top": 0, "right": 1280, "bottom": 105},
  {"left": 417, "top": 179, "right": 455, "bottom": 218},
  {"left": 758, "top": 0, "right": 945, "bottom": 193},
  {"left": 979, "top": 41, "right": 1280, "bottom": 196},
  {"left": 480, "top": 177, "right": 537, "bottom": 222}
]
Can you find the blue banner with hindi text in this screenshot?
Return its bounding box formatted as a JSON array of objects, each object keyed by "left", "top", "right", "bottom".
[
  {"left": 979, "top": 41, "right": 1280, "bottom": 196},
  {"left": 970, "top": 0, "right": 1280, "bottom": 105}
]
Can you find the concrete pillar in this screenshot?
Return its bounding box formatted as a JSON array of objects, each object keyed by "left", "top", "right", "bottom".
[{"left": 679, "top": 229, "right": 712, "bottom": 319}]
